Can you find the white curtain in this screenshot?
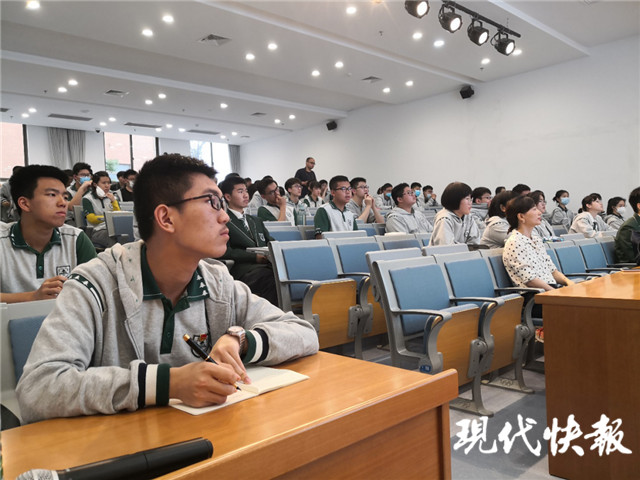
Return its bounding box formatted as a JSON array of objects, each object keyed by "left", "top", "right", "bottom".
[
  {"left": 47, "top": 127, "right": 86, "bottom": 169},
  {"left": 67, "top": 129, "right": 86, "bottom": 167},
  {"left": 229, "top": 144, "right": 240, "bottom": 173}
]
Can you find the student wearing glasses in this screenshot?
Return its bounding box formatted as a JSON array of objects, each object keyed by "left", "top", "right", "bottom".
[
  {"left": 385, "top": 183, "right": 433, "bottom": 234},
  {"left": 314, "top": 175, "right": 358, "bottom": 238},
  {"left": 17, "top": 154, "right": 318, "bottom": 423},
  {"left": 257, "top": 179, "right": 294, "bottom": 225},
  {"left": 428, "top": 182, "right": 481, "bottom": 246},
  {"left": 346, "top": 177, "right": 384, "bottom": 224}
]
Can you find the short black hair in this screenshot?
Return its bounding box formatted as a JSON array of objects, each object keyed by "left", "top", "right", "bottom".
[
  {"left": 330, "top": 175, "right": 349, "bottom": 191},
  {"left": 472, "top": 186, "right": 491, "bottom": 202},
  {"left": 258, "top": 179, "right": 277, "bottom": 195},
  {"left": 606, "top": 196, "right": 625, "bottom": 215},
  {"left": 308, "top": 181, "right": 321, "bottom": 191},
  {"left": 581, "top": 194, "right": 601, "bottom": 211},
  {"left": 553, "top": 190, "right": 569, "bottom": 203},
  {"left": 377, "top": 183, "right": 392, "bottom": 194},
  {"left": 590, "top": 192, "right": 602, "bottom": 200},
  {"left": 91, "top": 171, "right": 110, "bottom": 184},
  {"left": 116, "top": 171, "right": 126, "bottom": 179},
  {"left": 319, "top": 179, "right": 328, "bottom": 186},
  {"left": 506, "top": 195, "right": 536, "bottom": 231},
  {"left": 285, "top": 177, "right": 302, "bottom": 191},
  {"left": 495, "top": 186, "right": 506, "bottom": 195},
  {"left": 124, "top": 169, "right": 137, "bottom": 178},
  {"left": 489, "top": 190, "right": 517, "bottom": 218},
  {"left": 528, "top": 190, "right": 546, "bottom": 207},
  {"left": 134, "top": 154, "right": 217, "bottom": 241},
  {"left": 350, "top": 177, "right": 367, "bottom": 190},
  {"left": 424, "top": 185, "right": 433, "bottom": 191},
  {"left": 512, "top": 184, "right": 531, "bottom": 195},
  {"left": 391, "top": 183, "right": 410, "bottom": 206},
  {"left": 410, "top": 182, "right": 422, "bottom": 190},
  {"left": 10, "top": 165, "right": 68, "bottom": 216},
  {"left": 629, "top": 187, "right": 640, "bottom": 214},
  {"left": 441, "top": 182, "right": 472, "bottom": 211},
  {"left": 219, "top": 176, "right": 246, "bottom": 196},
  {"left": 72, "top": 162, "right": 92, "bottom": 176}
]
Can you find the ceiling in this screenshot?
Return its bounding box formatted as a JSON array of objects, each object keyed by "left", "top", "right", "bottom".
[{"left": 1, "top": 0, "right": 639, "bottom": 145}]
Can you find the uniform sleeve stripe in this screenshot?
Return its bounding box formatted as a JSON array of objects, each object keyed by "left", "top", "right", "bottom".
[
  {"left": 145, "top": 364, "right": 157, "bottom": 406},
  {"left": 255, "top": 328, "right": 269, "bottom": 363},
  {"left": 68, "top": 273, "right": 105, "bottom": 311},
  {"left": 137, "top": 363, "right": 147, "bottom": 409}
]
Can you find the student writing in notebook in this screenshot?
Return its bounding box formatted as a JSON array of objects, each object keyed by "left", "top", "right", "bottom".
[{"left": 17, "top": 154, "right": 318, "bottom": 423}]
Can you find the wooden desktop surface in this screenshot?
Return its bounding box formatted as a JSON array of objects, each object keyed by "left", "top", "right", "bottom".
[
  {"left": 537, "top": 272, "right": 640, "bottom": 480},
  {"left": 3, "top": 352, "right": 458, "bottom": 479}
]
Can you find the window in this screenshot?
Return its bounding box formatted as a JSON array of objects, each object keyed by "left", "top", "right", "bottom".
[
  {"left": 131, "top": 135, "right": 156, "bottom": 170},
  {"left": 104, "top": 132, "right": 157, "bottom": 179},
  {"left": 1, "top": 122, "right": 26, "bottom": 178},
  {"left": 190, "top": 141, "right": 231, "bottom": 180}
]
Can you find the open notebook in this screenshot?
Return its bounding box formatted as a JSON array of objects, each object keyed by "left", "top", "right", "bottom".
[{"left": 170, "top": 365, "right": 309, "bottom": 415}]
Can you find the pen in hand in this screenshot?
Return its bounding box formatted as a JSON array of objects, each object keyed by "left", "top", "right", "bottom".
[{"left": 183, "top": 334, "right": 241, "bottom": 390}]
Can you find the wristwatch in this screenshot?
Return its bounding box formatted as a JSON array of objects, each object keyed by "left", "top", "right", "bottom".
[{"left": 226, "top": 326, "right": 246, "bottom": 355}]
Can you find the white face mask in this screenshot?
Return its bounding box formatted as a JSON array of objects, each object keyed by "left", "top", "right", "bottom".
[
  {"left": 95, "top": 186, "right": 107, "bottom": 198},
  {"left": 616, "top": 206, "right": 626, "bottom": 216},
  {"left": 128, "top": 181, "right": 135, "bottom": 188}
]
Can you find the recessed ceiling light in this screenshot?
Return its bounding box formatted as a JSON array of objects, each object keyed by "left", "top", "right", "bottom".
[
  {"left": 162, "top": 14, "right": 174, "bottom": 24},
  {"left": 58, "top": 86, "right": 67, "bottom": 93},
  {"left": 311, "top": 69, "right": 320, "bottom": 77},
  {"left": 434, "top": 40, "right": 445, "bottom": 48},
  {"left": 268, "top": 42, "right": 278, "bottom": 51},
  {"left": 166, "top": 124, "right": 173, "bottom": 128},
  {"left": 99, "top": 122, "right": 107, "bottom": 127},
  {"left": 274, "top": 118, "right": 281, "bottom": 124},
  {"left": 145, "top": 99, "right": 153, "bottom": 105},
  {"left": 383, "top": 87, "right": 391, "bottom": 94},
  {"left": 142, "top": 28, "right": 154, "bottom": 37},
  {"left": 220, "top": 135, "right": 227, "bottom": 139},
  {"left": 28, "top": 107, "right": 37, "bottom": 113},
  {"left": 334, "top": 61, "right": 344, "bottom": 69},
  {"left": 68, "top": 79, "right": 78, "bottom": 86},
  {"left": 178, "top": 128, "right": 186, "bottom": 133},
  {"left": 158, "top": 93, "right": 167, "bottom": 99},
  {"left": 21, "top": 113, "right": 29, "bottom": 118},
  {"left": 231, "top": 131, "right": 238, "bottom": 136},
  {"left": 513, "top": 48, "right": 522, "bottom": 56},
  {"left": 155, "top": 127, "right": 162, "bottom": 132},
  {"left": 412, "top": 32, "right": 423, "bottom": 40},
  {"left": 245, "top": 52, "right": 255, "bottom": 61},
  {"left": 405, "top": 80, "right": 414, "bottom": 87},
  {"left": 346, "top": 6, "right": 357, "bottom": 15},
  {"left": 220, "top": 103, "right": 228, "bottom": 109},
  {"left": 289, "top": 114, "right": 296, "bottom": 120},
  {"left": 108, "top": 117, "right": 116, "bottom": 122},
  {"left": 481, "top": 58, "right": 491, "bottom": 65},
  {"left": 25, "top": 1, "right": 40, "bottom": 10}
]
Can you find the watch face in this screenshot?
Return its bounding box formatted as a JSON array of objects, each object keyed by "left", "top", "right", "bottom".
[{"left": 228, "top": 326, "right": 244, "bottom": 335}]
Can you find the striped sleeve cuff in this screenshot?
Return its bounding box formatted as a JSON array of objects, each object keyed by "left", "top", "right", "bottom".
[
  {"left": 243, "top": 328, "right": 269, "bottom": 364},
  {"left": 137, "top": 363, "right": 171, "bottom": 409}
]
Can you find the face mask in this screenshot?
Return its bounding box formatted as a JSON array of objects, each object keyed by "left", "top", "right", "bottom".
[
  {"left": 616, "top": 206, "right": 626, "bottom": 215},
  {"left": 79, "top": 176, "right": 91, "bottom": 185},
  {"left": 95, "top": 186, "right": 106, "bottom": 198},
  {"left": 384, "top": 192, "right": 391, "bottom": 198},
  {"left": 425, "top": 193, "right": 432, "bottom": 199},
  {"left": 560, "top": 197, "right": 570, "bottom": 206},
  {"left": 129, "top": 181, "right": 135, "bottom": 188},
  {"left": 414, "top": 190, "right": 421, "bottom": 197}
]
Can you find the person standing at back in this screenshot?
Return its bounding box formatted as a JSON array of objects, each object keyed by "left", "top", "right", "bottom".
[{"left": 294, "top": 157, "right": 317, "bottom": 198}]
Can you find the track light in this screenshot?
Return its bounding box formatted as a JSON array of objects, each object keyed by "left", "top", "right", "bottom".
[
  {"left": 492, "top": 31, "right": 516, "bottom": 56},
  {"left": 467, "top": 19, "right": 489, "bottom": 46},
  {"left": 438, "top": 5, "right": 462, "bottom": 33},
  {"left": 404, "top": 1, "right": 429, "bottom": 19}
]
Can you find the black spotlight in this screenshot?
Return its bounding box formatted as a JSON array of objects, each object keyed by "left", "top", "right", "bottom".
[
  {"left": 460, "top": 86, "right": 474, "bottom": 99},
  {"left": 405, "top": 1, "right": 429, "bottom": 19},
  {"left": 492, "top": 31, "right": 515, "bottom": 56},
  {"left": 438, "top": 5, "right": 462, "bottom": 33},
  {"left": 326, "top": 120, "right": 337, "bottom": 131},
  {"left": 467, "top": 19, "right": 489, "bottom": 46}
]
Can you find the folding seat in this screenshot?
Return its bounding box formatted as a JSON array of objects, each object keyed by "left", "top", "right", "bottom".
[
  {"left": 560, "top": 233, "right": 586, "bottom": 241},
  {"left": 596, "top": 236, "right": 636, "bottom": 267},
  {"left": 320, "top": 230, "right": 367, "bottom": 239},
  {"left": 414, "top": 232, "right": 432, "bottom": 246},
  {"left": 551, "top": 224, "right": 568, "bottom": 236},
  {"left": 374, "top": 234, "right": 421, "bottom": 250},
  {"left": 549, "top": 243, "right": 610, "bottom": 277},
  {"left": 267, "top": 225, "right": 303, "bottom": 241},
  {"left": 422, "top": 244, "right": 469, "bottom": 256},
  {"left": 269, "top": 240, "right": 362, "bottom": 349},
  {"left": 374, "top": 256, "right": 491, "bottom": 415}
]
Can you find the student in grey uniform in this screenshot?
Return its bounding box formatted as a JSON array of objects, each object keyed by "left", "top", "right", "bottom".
[
  {"left": 605, "top": 196, "right": 626, "bottom": 230},
  {"left": 346, "top": 177, "right": 384, "bottom": 224},
  {"left": 16, "top": 154, "right": 318, "bottom": 424},
  {"left": 470, "top": 186, "right": 492, "bottom": 232},
  {"left": 385, "top": 182, "right": 433, "bottom": 234},
  {"left": 429, "top": 182, "right": 480, "bottom": 246},
  {"left": 302, "top": 181, "right": 325, "bottom": 208},
  {"left": 480, "top": 190, "right": 517, "bottom": 248},
  {"left": 528, "top": 190, "right": 559, "bottom": 242},
  {"left": 374, "top": 183, "right": 394, "bottom": 210},
  {"left": 82, "top": 171, "right": 121, "bottom": 248},
  {"left": 569, "top": 194, "right": 612, "bottom": 237},
  {"left": 550, "top": 189, "right": 575, "bottom": 230},
  {"left": 1, "top": 165, "right": 96, "bottom": 304},
  {"left": 423, "top": 185, "right": 439, "bottom": 207},
  {"left": 314, "top": 175, "right": 358, "bottom": 238}
]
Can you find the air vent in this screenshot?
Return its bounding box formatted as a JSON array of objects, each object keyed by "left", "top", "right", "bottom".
[
  {"left": 361, "top": 76, "right": 382, "bottom": 84},
  {"left": 241, "top": 135, "right": 250, "bottom": 139},
  {"left": 250, "top": 112, "right": 266, "bottom": 117},
  {"left": 124, "top": 122, "right": 161, "bottom": 129},
  {"left": 48, "top": 113, "right": 92, "bottom": 121},
  {"left": 104, "top": 89, "right": 129, "bottom": 97},
  {"left": 188, "top": 129, "right": 220, "bottom": 135},
  {"left": 0, "top": 108, "right": 9, "bottom": 113},
  {"left": 199, "top": 34, "right": 231, "bottom": 46}
]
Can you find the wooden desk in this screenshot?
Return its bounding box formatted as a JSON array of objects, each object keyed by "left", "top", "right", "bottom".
[
  {"left": 3, "top": 352, "right": 458, "bottom": 479},
  {"left": 537, "top": 272, "right": 640, "bottom": 480}
]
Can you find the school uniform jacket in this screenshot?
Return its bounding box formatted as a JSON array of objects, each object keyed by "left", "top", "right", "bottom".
[{"left": 221, "top": 211, "right": 274, "bottom": 279}]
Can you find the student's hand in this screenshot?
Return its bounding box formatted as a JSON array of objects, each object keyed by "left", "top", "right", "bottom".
[
  {"left": 364, "top": 195, "right": 373, "bottom": 208},
  {"left": 432, "top": 193, "right": 438, "bottom": 201},
  {"left": 276, "top": 195, "right": 287, "bottom": 209},
  {"left": 211, "top": 335, "right": 251, "bottom": 384},
  {"left": 256, "top": 254, "right": 269, "bottom": 264},
  {"left": 78, "top": 181, "right": 92, "bottom": 195},
  {"left": 169, "top": 362, "right": 239, "bottom": 407},
  {"left": 565, "top": 279, "right": 575, "bottom": 286},
  {"left": 1, "top": 199, "right": 10, "bottom": 207},
  {"left": 105, "top": 191, "right": 117, "bottom": 202},
  {"left": 34, "top": 275, "right": 67, "bottom": 300}
]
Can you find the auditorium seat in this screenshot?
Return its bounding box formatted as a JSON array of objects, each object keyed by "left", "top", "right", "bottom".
[
  {"left": 422, "top": 244, "right": 469, "bottom": 256},
  {"left": 374, "top": 234, "right": 421, "bottom": 250}
]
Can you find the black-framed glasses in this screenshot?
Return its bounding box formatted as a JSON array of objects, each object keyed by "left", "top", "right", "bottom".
[
  {"left": 167, "top": 193, "right": 223, "bottom": 211},
  {"left": 334, "top": 187, "right": 352, "bottom": 192}
]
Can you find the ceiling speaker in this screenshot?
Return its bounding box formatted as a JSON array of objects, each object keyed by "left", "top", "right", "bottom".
[
  {"left": 326, "top": 120, "right": 337, "bottom": 131},
  {"left": 460, "top": 86, "right": 475, "bottom": 99}
]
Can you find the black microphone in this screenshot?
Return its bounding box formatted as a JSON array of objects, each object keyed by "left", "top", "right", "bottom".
[{"left": 17, "top": 437, "right": 213, "bottom": 480}]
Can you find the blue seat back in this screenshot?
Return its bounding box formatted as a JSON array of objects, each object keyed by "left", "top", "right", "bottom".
[
  {"left": 283, "top": 245, "right": 337, "bottom": 301},
  {"left": 487, "top": 255, "right": 512, "bottom": 288},
  {"left": 8, "top": 316, "right": 46, "bottom": 382},
  {"left": 444, "top": 258, "right": 495, "bottom": 299},
  {"left": 383, "top": 238, "right": 421, "bottom": 250},
  {"left": 270, "top": 229, "right": 303, "bottom": 241},
  {"left": 598, "top": 239, "right": 617, "bottom": 264},
  {"left": 337, "top": 242, "right": 380, "bottom": 274},
  {"left": 580, "top": 243, "right": 608, "bottom": 269},
  {"left": 545, "top": 247, "right": 560, "bottom": 269},
  {"left": 390, "top": 263, "right": 450, "bottom": 335},
  {"left": 359, "top": 224, "right": 376, "bottom": 237},
  {"left": 112, "top": 215, "right": 135, "bottom": 243},
  {"left": 554, "top": 245, "right": 586, "bottom": 274}
]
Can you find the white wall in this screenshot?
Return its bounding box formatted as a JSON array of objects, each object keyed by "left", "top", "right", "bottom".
[
  {"left": 159, "top": 138, "right": 190, "bottom": 156},
  {"left": 239, "top": 36, "right": 640, "bottom": 211}
]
